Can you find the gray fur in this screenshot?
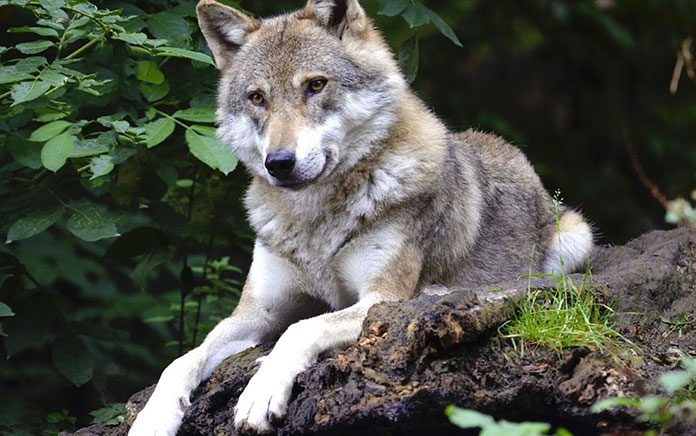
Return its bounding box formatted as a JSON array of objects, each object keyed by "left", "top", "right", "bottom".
[{"left": 128, "top": 1, "right": 593, "bottom": 434}]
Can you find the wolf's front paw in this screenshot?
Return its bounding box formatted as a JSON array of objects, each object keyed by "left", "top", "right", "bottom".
[
  {"left": 233, "top": 361, "right": 295, "bottom": 434},
  {"left": 128, "top": 393, "right": 190, "bottom": 436}
]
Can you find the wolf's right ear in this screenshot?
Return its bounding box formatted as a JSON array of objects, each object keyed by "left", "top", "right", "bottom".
[
  {"left": 196, "top": 0, "right": 259, "bottom": 70},
  {"left": 303, "top": 0, "right": 368, "bottom": 39}
]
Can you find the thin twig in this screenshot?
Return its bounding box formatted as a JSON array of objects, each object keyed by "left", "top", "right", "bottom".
[
  {"left": 670, "top": 54, "right": 684, "bottom": 95},
  {"left": 64, "top": 36, "right": 103, "bottom": 60},
  {"left": 178, "top": 165, "right": 199, "bottom": 355},
  {"left": 190, "top": 189, "right": 231, "bottom": 348},
  {"left": 622, "top": 129, "right": 669, "bottom": 209}
]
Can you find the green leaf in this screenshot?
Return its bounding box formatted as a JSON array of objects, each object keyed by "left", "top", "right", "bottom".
[
  {"left": 143, "top": 117, "right": 176, "bottom": 148},
  {"left": 131, "top": 249, "right": 169, "bottom": 289},
  {"left": 6, "top": 204, "right": 65, "bottom": 243},
  {"left": 401, "top": 3, "right": 431, "bottom": 28},
  {"left": 29, "top": 120, "right": 72, "bottom": 142},
  {"left": 635, "top": 395, "right": 667, "bottom": 414},
  {"left": 143, "top": 314, "right": 175, "bottom": 323},
  {"left": 89, "top": 155, "right": 115, "bottom": 179},
  {"left": 190, "top": 124, "right": 216, "bottom": 136},
  {"left": 185, "top": 128, "right": 237, "bottom": 175},
  {"left": 173, "top": 108, "right": 216, "bottom": 123},
  {"left": 90, "top": 403, "right": 126, "bottom": 426},
  {"left": 11, "top": 80, "right": 51, "bottom": 105},
  {"left": 114, "top": 32, "right": 148, "bottom": 45},
  {"left": 428, "top": 10, "right": 462, "bottom": 47},
  {"left": 7, "top": 134, "right": 43, "bottom": 169},
  {"left": 378, "top": 0, "right": 409, "bottom": 17},
  {"left": 15, "top": 40, "right": 54, "bottom": 54},
  {"left": 140, "top": 80, "right": 170, "bottom": 102},
  {"left": 0, "top": 67, "right": 33, "bottom": 85},
  {"left": 156, "top": 165, "right": 178, "bottom": 186},
  {"left": 154, "top": 47, "right": 215, "bottom": 66},
  {"left": 108, "top": 147, "right": 135, "bottom": 165},
  {"left": 445, "top": 406, "right": 495, "bottom": 429},
  {"left": 658, "top": 370, "right": 693, "bottom": 395},
  {"left": 12, "top": 56, "right": 47, "bottom": 73},
  {"left": 51, "top": 333, "right": 94, "bottom": 387},
  {"left": 0, "top": 302, "right": 14, "bottom": 318},
  {"left": 398, "top": 35, "right": 419, "bottom": 84},
  {"left": 0, "top": 57, "right": 47, "bottom": 85},
  {"left": 8, "top": 26, "right": 60, "bottom": 38},
  {"left": 590, "top": 397, "right": 640, "bottom": 413},
  {"left": 445, "top": 406, "right": 552, "bottom": 435},
  {"left": 66, "top": 201, "right": 120, "bottom": 241},
  {"left": 3, "top": 296, "right": 58, "bottom": 358},
  {"left": 46, "top": 410, "right": 76, "bottom": 425},
  {"left": 41, "top": 130, "right": 74, "bottom": 172},
  {"left": 495, "top": 420, "right": 552, "bottom": 435},
  {"left": 147, "top": 11, "right": 190, "bottom": 47},
  {"left": 683, "top": 356, "right": 696, "bottom": 373},
  {"left": 71, "top": 131, "right": 115, "bottom": 157},
  {"left": 40, "top": 0, "right": 66, "bottom": 11},
  {"left": 135, "top": 60, "right": 165, "bottom": 85},
  {"left": 111, "top": 120, "right": 130, "bottom": 133},
  {"left": 41, "top": 68, "right": 68, "bottom": 87},
  {"left": 35, "top": 108, "right": 68, "bottom": 122}
]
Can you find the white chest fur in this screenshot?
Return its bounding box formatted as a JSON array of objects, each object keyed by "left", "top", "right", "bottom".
[{"left": 245, "top": 178, "right": 408, "bottom": 309}]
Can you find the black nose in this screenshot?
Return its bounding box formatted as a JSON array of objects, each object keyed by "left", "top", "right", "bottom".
[{"left": 265, "top": 150, "right": 296, "bottom": 179}]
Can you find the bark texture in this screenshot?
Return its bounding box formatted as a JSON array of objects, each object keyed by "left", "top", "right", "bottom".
[{"left": 72, "top": 227, "right": 696, "bottom": 435}]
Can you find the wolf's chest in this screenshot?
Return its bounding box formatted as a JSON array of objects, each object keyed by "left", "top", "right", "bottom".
[{"left": 251, "top": 206, "right": 363, "bottom": 307}]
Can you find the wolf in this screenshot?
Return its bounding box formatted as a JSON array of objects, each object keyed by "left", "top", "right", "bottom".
[{"left": 128, "top": 0, "right": 594, "bottom": 434}]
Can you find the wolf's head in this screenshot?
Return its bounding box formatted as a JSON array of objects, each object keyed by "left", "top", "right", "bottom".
[{"left": 197, "top": 0, "right": 405, "bottom": 189}]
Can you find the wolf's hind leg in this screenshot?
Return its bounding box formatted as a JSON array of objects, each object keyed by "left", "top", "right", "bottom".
[{"left": 542, "top": 210, "right": 593, "bottom": 274}]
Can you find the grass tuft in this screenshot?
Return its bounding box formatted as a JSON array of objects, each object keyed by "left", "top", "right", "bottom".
[
  {"left": 500, "top": 190, "right": 636, "bottom": 356},
  {"left": 499, "top": 270, "right": 632, "bottom": 356}
]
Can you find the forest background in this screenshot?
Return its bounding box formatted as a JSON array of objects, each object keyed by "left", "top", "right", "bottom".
[{"left": 0, "top": 0, "right": 694, "bottom": 434}]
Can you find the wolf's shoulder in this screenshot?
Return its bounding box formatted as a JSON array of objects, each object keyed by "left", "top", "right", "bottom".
[
  {"left": 453, "top": 129, "right": 525, "bottom": 161},
  {"left": 450, "top": 129, "right": 537, "bottom": 182}
]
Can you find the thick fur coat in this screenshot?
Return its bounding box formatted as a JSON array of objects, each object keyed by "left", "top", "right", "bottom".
[{"left": 128, "top": 0, "right": 593, "bottom": 434}]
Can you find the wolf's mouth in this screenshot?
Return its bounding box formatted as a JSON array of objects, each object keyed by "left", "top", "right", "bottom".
[{"left": 277, "top": 151, "right": 334, "bottom": 190}]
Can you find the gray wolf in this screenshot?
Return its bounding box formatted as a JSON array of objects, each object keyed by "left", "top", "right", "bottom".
[{"left": 128, "top": 0, "right": 593, "bottom": 434}]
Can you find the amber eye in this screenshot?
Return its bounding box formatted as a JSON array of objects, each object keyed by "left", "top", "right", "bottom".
[
  {"left": 248, "top": 92, "right": 265, "bottom": 106},
  {"left": 307, "top": 79, "right": 327, "bottom": 95}
]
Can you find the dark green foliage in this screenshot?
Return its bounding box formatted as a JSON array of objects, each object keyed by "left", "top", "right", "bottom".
[
  {"left": 0, "top": 0, "right": 694, "bottom": 434},
  {"left": 0, "top": 0, "right": 461, "bottom": 433},
  {"left": 445, "top": 405, "right": 573, "bottom": 436},
  {"left": 0, "top": 0, "right": 253, "bottom": 433},
  {"left": 410, "top": 0, "right": 696, "bottom": 242},
  {"left": 592, "top": 352, "right": 696, "bottom": 434}
]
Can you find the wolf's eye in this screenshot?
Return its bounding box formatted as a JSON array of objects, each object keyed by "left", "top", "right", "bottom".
[
  {"left": 248, "top": 92, "right": 265, "bottom": 106},
  {"left": 307, "top": 79, "right": 327, "bottom": 95}
]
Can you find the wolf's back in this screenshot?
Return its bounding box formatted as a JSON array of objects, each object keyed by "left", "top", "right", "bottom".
[{"left": 417, "top": 129, "right": 586, "bottom": 287}]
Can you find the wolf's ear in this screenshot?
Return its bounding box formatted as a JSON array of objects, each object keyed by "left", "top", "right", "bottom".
[
  {"left": 302, "top": 0, "right": 368, "bottom": 39},
  {"left": 196, "top": 0, "right": 259, "bottom": 70}
]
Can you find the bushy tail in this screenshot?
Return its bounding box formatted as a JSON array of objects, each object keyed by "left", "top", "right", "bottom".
[{"left": 543, "top": 210, "right": 594, "bottom": 274}]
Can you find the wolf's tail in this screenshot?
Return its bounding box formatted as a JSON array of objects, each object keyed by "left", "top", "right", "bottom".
[{"left": 542, "top": 210, "right": 594, "bottom": 275}]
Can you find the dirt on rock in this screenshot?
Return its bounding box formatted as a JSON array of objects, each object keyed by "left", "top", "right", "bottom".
[{"left": 71, "top": 227, "right": 696, "bottom": 436}]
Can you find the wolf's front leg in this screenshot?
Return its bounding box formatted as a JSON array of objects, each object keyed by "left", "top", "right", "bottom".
[
  {"left": 128, "top": 242, "right": 312, "bottom": 436},
  {"left": 234, "top": 237, "right": 422, "bottom": 433},
  {"left": 232, "top": 296, "right": 381, "bottom": 433}
]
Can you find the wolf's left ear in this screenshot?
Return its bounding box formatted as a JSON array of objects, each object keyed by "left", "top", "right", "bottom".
[
  {"left": 196, "top": 0, "right": 259, "bottom": 70},
  {"left": 303, "top": 0, "right": 368, "bottom": 39}
]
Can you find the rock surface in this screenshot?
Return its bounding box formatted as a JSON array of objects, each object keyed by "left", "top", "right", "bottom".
[{"left": 72, "top": 227, "right": 696, "bottom": 435}]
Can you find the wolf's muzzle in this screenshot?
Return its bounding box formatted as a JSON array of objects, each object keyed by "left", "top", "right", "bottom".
[{"left": 265, "top": 150, "right": 296, "bottom": 180}]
